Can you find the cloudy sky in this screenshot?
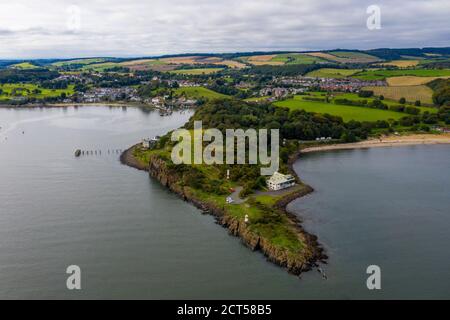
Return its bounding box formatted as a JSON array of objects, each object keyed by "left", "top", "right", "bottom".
[{"left": 0, "top": 0, "right": 449, "bottom": 59}]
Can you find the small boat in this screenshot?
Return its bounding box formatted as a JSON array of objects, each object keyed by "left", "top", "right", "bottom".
[{"left": 74, "top": 149, "right": 81, "bottom": 157}]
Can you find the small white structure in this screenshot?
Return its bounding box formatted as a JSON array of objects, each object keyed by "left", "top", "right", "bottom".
[
  {"left": 267, "top": 172, "right": 296, "bottom": 191},
  {"left": 142, "top": 136, "right": 160, "bottom": 150},
  {"left": 226, "top": 197, "right": 234, "bottom": 204},
  {"left": 142, "top": 138, "right": 150, "bottom": 149}
]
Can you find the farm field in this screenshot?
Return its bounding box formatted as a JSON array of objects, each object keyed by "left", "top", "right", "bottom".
[
  {"left": 169, "top": 68, "right": 224, "bottom": 75},
  {"left": 244, "top": 96, "right": 270, "bottom": 102},
  {"left": 159, "top": 56, "right": 232, "bottom": 66},
  {"left": 119, "top": 59, "right": 167, "bottom": 71},
  {"left": 386, "top": 75, "right": 450, "bottom": 86},
  {"left": 306, "top": 68, "right": 361, "bottom": 78},
  {"left": 271, "top": 53, "right": 327, "bottom": 65},
  {"left": 8, "top": 62, "right": 40, "bottom": 69},
  {"left": 274, "top": 95, "right": 405, "bottom": 122},
  {"left": 379, "top": 60, "right": 420, "bottom": 68},
  {"left": 363, "top": 85, "right": 434, "bottom": 104},
  {"left": 239, "top": 55, "right": 284, "bottom": 66},
  {"left": 335, "top": 92, "right": 437, "bottom": 113},
  {"left": 174, "top": 86, "right": 230, "bottom": 99},
  {"left": 352, "top": 69, "right": 450, "bottom": 80},
  {"left": 52, "top": 58, "right": 109, "bottom": 67},
  {"left": 217, "top": 60, "right": 247, "bottom": 69},
  {"left": 306, "top": 51, "right": 380, "bottom": 64},
  {"left": 81, "top": 62, "right": 122, "bottom": 72},
  {"left": 0, "top": 83, "right": 75, "bottom": 100}
]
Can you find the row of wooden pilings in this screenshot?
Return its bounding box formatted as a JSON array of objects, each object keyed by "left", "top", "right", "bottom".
[{"left": 75, "top": 149, "right": 123, "bottom": 157}]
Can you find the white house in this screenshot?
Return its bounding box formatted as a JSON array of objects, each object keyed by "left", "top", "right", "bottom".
[
  {"left": 267, "top": 172, "right": 296, "bottom": 191},
  {"left": 142, "top": 138, "right": 151, "bottom": 149},
  {"left": 142, "top": 136, "right": 161, "bottom": 150}
]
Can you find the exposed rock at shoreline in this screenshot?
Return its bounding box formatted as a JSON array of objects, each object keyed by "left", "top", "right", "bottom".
[{"left": 121, "top": 145, "right": 326, "bottom": 276}]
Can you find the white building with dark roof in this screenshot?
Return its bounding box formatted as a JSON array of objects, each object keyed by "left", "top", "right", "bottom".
[{"left": 267, "top": 172, "right": 296, "bottom": 191}]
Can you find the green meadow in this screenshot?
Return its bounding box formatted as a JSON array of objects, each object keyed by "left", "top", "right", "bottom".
[
  {"left": 334, "top": 92, "right": 437, "bottom": 113},
  {"left": 81, "top": 62, "right": 121, "bottom": 72},
  {"left": 0, "top": 83, "right": 75, "bottom": 100},
  {"left": 352, "top": 69, "right": 450, "bottom": 80},
  {"left": 306, "top": 68, "right": 361, "bottom": 78},
  {"left": 9, "top": 62, "right": 40, "bottom": 70},
  {"left": 271, "top": 53, "right": 327, "bottom": 65},
  {"left": 274, "top": 95, "right": 407, "bottom": 122},
  {"left": 169, "top": 68, "right": 224, "bottom": 75},
  {"left": 52, "top": 58, "right": 109, "bottom": 67},
  {"left": 174, "top": 86, "right": 230, "bottom": 99}
]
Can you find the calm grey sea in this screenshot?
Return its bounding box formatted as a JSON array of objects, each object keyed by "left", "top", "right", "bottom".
[{"left": 0, "top": 106, "right": 448, "bottom": 299}]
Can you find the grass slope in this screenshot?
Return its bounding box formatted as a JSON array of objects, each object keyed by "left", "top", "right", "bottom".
[
  {"left": 274, "top": 95, "right": 406, "bottom": 122},
  {"left": 353, "top": 69, "right": 450, "bottom": 80},
  {"left": 174, "top": 86, "right": 230, "bottom": 99},
  {"left": 169, "top": 68, "right": 224, "bottom": 75},
  {"left": 364, "top": 85, "right": 434, "bottom": 104},
  {"left": 0, "top": 83, "right": 75, "bottom": 100},
  {"left": 306, "top": 68, "right": 361, "bottom": 78}
]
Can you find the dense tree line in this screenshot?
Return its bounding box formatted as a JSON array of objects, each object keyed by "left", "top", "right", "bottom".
[
  {"left": 183, "top": 99, "right": 369, "bottom": 141},
  {"left": 0, "top": 69, "right": 59, "bottom": 84},
  {"left": 246, "top": 64, "right": 325, "bottom": 77},
  {"left": 428, "top": 78, "right": 450, "bottom": 106}
]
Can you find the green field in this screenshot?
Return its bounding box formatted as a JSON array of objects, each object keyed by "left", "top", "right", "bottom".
[
  {"left": 329, "top": 51, "right": 381, "bottom": 62},
  {"left": 306, "top": 68, "right": 361, "bottom": 78},
  {"left": 8, "top": 62, "right": 40, "bottom": 70},
  {"left": 169, "top": 68, "right": 224, "bottom": 75},
  {"left": 52, "top": 58, "right": 109, "bottom": 67},
  {"left": 363, "top": 85, "right": 434, "bottom": 104},
  {"left": 174, "top": 86, "right": 230, "bottom": 99},
  {"left": 0, "top": 83, "right": 75, "bottom": 100},
  {"left": 352, "top": 69, "right": 450, "bottom": 80},
  {"left": 81, "top": 62, "right": 121, "bottom": 72},
  {"left": 274, "top": 95, "right": 406, "bottom": 122},
  {"left": 244, "top": 96, "right": 270, "bottom": 102}
]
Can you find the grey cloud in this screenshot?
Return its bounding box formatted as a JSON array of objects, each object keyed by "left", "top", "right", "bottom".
[{"left": 0, "top": 0, "right": 448, "bottom": 58}]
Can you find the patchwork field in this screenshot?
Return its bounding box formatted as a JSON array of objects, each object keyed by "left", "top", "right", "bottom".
[
  {"left": 240, "top": 55, "right": 284, "bottom": 66},
  {"left": 81, "top": 62, "right": 122, "bottom": 72},
  {"left": 379, "top": 60, "right": 420, "bottom": 68},
  {"left": 217, "top": 60, "right": 247, "bottom": 69},
  {"left": 52, "top": 58, "right": 109, "bottom": 67},
  {"left": 363, "top": 85, "right": 434, "bottom": 104},
  {"left": 274, "top": 96, "right": 405, "bottom": 122},
  {"left": 169, "top": 68, "right": 224, "bottom": 75},
  {"left": 119, "top": 59, "right": 168, "bottom": 71},
  {"left": 386, "top": 76, "right": 450, "bottom": 86},
  {"left": 353, "top": 69, "right": 450, "bottom": 80},
  {"left": 306, "top": 51, "right": 380, "bottom": 64},
  {"left": 334, "top": 92, "right": 437, "bottom": 113},
  {"left": 8, "top": 62, "right": 40, "bottom": 70},
  {"left": 244, "top": 96, "right": 270, "bottom": 102},
  {"left": 306, "top": 68, "right": 361, "bottom": 78},
  {"left": 174, "top": 86, "right": 230, "bottom": 99},
  {"left": 0, "top": 83, "right": 75, "bottom": 100}
]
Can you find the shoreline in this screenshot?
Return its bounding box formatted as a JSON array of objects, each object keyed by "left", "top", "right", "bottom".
[
  {"left": 300, "top": 134, "right": 450, "bottom": 154},
  {"left": 120, "top": 145, "right": 326, "bottom": 276}
]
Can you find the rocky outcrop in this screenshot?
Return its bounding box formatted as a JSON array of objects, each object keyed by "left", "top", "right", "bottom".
[{"left": 120, "top": 145, "right": 326, "bottom": 276}]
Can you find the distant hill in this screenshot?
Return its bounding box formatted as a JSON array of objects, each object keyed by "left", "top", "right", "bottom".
[{"left": 1, "top": 47, "right": 449, "bottom": 71}]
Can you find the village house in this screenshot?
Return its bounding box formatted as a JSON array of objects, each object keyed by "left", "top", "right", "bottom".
[
  {"left": 267, "top": 172, "right": 296, "bottom": 191},
  {"left": 142, "top": 136, "right": 161, "bottom": 150}
]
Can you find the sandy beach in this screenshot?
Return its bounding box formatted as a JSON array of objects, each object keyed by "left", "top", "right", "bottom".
[{"left": 301, "top": 134, "right": 450, "bottom": 154}]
